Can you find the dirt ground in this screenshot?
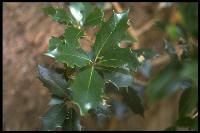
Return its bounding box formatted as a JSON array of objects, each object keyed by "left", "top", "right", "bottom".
[{"left": 3, "top": 2, "right": 181, "bottom": 131}]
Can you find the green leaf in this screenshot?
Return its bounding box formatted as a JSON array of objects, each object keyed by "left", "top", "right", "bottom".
[
  {"left": 178, "top": 3, "right": 198, "bottom": 39},
  {"left": 37, "top": 65, "right": 71, "bottom": 98},
  {"left": 166, "top": 24, "right": 183, "bottom": 40},
  {"left": 83, "top": 7, "right": 104, "bottom": 27},
  {"left": 98, "top": 47, "right": 140, "bottom": 69},
  {"left": 120, "top": 32, "right": 137, "bottom": 47},
  {"left": 103, "top": 71, "right": 133, "bottom": 89},
  {"left": 69, "top": 2, "right": 103, "bottom": 27},
  {"left": 48, "top": 36, "right": 62, "bottom": 51},
  {"left": 43, "top": 6, "right": 56, "bottom": 16},
  {"left": 71, "top": 67, "right": 104, "bottom": 115},
  {"left": 146, "top": 57, "right": 197, "bottom": 103},
  {"left": 63, "top": 27, "right": 84, "bottom": 48},
  {"left": 43, "top": 6, "right": 73, "bottom": 25},
  {"left": 92, "top": 10, "right": 145, "bottom": 69},
  {"left": 62, "top": 108, "right": 81, "bottom": 131},
  {"left": 179, "top": 87, "right": 198, "bottom": 118},
  {"left": 93, "top": 10, "right": 129, "bottom": 59},
  {"left": 176, "top": 116, "right": 198, "bottom": 131},
  {"left": 41, "top": 103, "right": 68, "bottom": 131},
  {"left": 146, "top": 61, "right": 182, "bottom": 102},
  {"left": 121, "top": 86, "right": 144, "bottom": 116},
  {"left": 104, "top": 82, "right": 144, "bottom": 116},
  {"left": 45, "top": 27, "right": 92, "bottom": 68}
]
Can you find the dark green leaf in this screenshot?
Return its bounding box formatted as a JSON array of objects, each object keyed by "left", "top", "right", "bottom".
[
  {"left": 63, "top": 27, "right": 84, "bottom": 48},
  {"left": 146, "top": 61, "right": 181, "bottom": 102},
  {"left": 43, "top": 6, "right": 56, "bottom": 16},
  {"left": 93, "top": 10, "right": 129, "bottom": 60},
  {"left": 71, "top": 67, "right": 104, "bottom": 115},
  {"left": 62, "top": 108, "right": 81, "bottom": 131},
  {"left": 69, "top": 3, "right": 103, "bottom": 27},
  {"left": 104, "top": 82, "right": 144, "bottom": 116},
  {"left": 179, "top": 87, "right": 198, "bottom": 117},
  {"left": 176, "top": 116, "right": 198, "bottom": 131},
  {"left": 180, "top": 60, "right": 198, "bottom": 85},
  {"left": 41, "top": 103, "right": 68, "bottom": 131},
  {"left": 146, "top": 57, "right": 197, "bottom": 102},
  {"left": 103, "top": 71, "right": 133, "bottom": 89},
  {"left": 178, "top": 3, "right": 198, "bottom": 39},
  {"left": 45, "top": 27, "right": 92, "bottom": 68},
  {"left": 121, "top": 86, "right": 144, "bottom": 116},
  {"left": 48, "top": 36, "right": 62, "bottom": 51},
  {"left": 43, "top": 6, "right": 73, "bottom": 25},
  {"left": 121, "top": 32, "right": 137, "bottom": 45},
  {"left": 98, "top": 47, "right": 140, "bottom": 69},
  {"left": 37, "top": 65, "right": 71, "bottom": 98}
]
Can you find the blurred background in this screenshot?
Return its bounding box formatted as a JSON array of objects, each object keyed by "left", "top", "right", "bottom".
[{"left": 3, "top": 2, "right": 198, "bottom": 131}]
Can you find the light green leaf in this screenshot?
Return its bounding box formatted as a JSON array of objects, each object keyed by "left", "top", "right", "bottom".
[
  {"left": 71, "top": 67, "right": 104, "bottom": 115},
  {"left": 37, "top": 65, "right": 70, "bottom": 98},
  {"left": 41, "top": 103, "right": 68, "bottom": 131}
]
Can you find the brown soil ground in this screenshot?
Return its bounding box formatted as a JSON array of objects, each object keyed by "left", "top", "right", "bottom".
[{"left": 3, "top": 2, "right": 181, "bottom": 131}]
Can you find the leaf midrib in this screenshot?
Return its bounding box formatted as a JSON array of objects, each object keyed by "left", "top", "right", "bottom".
[{"left": 86, "top": 67, "right": 94, "bottom": 100}]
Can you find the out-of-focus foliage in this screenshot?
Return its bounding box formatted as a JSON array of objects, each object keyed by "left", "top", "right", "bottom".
[
  {"left": 147, "top": 3, "right": 198, "bottom": 131},
  {"left": 178, "top": 3, "right": 198, "bottom": 39}
]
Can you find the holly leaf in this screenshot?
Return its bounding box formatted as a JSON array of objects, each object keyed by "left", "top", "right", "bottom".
[
  {"left": 41, "top": 103, "right": 68, "bottom": 131},
  {"left": 103, "top": 71, "right": 133, "bottom": 89},
  {"left": 69, "top": 2, "right": 104, "bottom": 27},
  {"left": 62, "top": 108, "right": 81, "bottom": 131},
  {"left": 45, "top": 27, "right": 92, "bottom": 68},
  {"left": 121, "top": 86, "right": 144, "bottom": 116},
  {"left": 43, "top": 6, "right": 74, "bottom": 25},
  {"left": 179, "top": 87, "right": 198, "bottom": 118},
  {"left": 92, "top": 10, "right": 144, "bottom": 69},
  {"left": 120, "top": 32, "right": 137, "bottom": 48},
  {"left": 71, "top": 67, "right": 104, "bottom": 115},
  {"left": 104, "top": 82, "right": 144, "bottom": 116},
  {"left": 93, "top": 10, "right": 129, "bottom": 58},
  {"left": 37, "top": 65, "right": 71, "bottom": 98},
  {"left": 98, "top": 47, "right": 140, "bottom": 69},
  {"left": 63, "top": 27, "right": 84, "bottom": 48}
]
